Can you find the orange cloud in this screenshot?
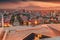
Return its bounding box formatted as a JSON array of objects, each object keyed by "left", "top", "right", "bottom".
[{"left": 0, "top": 1, "right": 60, "bottom": 9}]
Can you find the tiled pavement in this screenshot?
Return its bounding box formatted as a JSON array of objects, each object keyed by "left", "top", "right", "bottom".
[
  {"left": 0, "top": 24, "right": 60, "bottom": 40},
  {"left": 3, "top": 24, "right": 60, "bottom": 40}
]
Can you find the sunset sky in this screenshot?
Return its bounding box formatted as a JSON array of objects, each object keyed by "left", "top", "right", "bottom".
[
  {"left": 0, "top": 0, "right": 60, "bottom": 2},
  {"left": 0, "top": 0, "right": 60, "bottom": 9}
]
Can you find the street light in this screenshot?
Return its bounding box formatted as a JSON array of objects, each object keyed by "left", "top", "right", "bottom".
[{"left": 2, "top": 14, "right": 4, "bottom": 28}]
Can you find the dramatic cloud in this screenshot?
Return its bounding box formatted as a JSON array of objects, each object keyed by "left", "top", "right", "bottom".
[
  {"left": 0, "top": 0, "right": 60, "bottom": 2},
  {"left": 0, "top": 0, "right": 25, "bottom": 2}
]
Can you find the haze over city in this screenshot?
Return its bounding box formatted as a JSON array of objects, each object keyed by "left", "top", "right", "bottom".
[{"left": 0, "top": 1, "right": 60, "bottom": 9}]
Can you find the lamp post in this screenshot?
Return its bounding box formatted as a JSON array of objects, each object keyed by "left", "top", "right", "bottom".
[{"left": 2, "top": 14, "right": 4, "bottom": 28}]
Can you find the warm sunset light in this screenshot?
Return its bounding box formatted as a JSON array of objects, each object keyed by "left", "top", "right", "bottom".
[
  {"left": 0, "top": 1, "right": 60, "bottom": 9},
  {"left": 0, "top": 0, "right": 60, "bottom": 40}
]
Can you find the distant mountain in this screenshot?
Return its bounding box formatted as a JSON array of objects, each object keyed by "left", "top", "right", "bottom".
[{"left": 18, "top": 5, "right": 41, "bottom": 9}]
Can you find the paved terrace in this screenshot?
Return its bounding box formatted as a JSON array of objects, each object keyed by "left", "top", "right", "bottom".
[
  {"left": 1, "top": 24, "right": 59, "bottom": 40},
  {"left": 0, "top": 28, "right": 4, "bottom": 40}
]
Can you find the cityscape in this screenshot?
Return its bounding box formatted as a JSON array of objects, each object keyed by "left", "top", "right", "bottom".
[
  {"left": 0, "top": 9, "right": 60, "bottom": 27},
  {"left": 0, "top": 0, "right": 60, "bottom": 40}
]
